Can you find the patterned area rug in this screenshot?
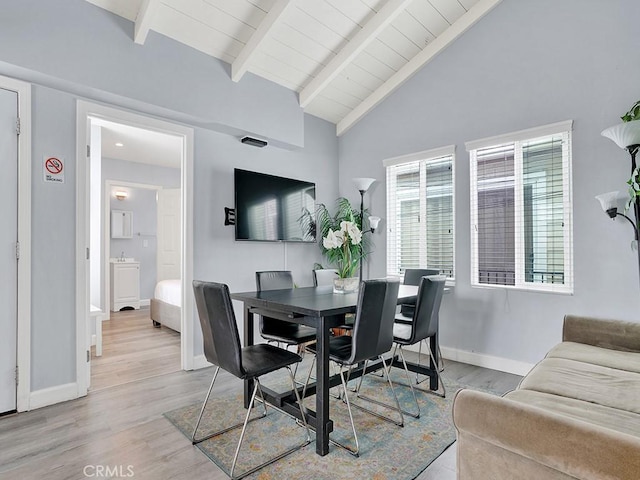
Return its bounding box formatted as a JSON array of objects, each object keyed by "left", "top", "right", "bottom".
[{"left": 164, "top": 365, "right": 473, "bottom": 480}]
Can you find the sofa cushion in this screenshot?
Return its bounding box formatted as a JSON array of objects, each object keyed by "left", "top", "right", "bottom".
[
  {"left": 519, "top": 357, "right": 640, "bottom": 414},
  {"left": 505, "top": 389, "right": 640, "bottom": 438},
  {"left": 547, "top": 342, "right": 640, "bottom": 374}
]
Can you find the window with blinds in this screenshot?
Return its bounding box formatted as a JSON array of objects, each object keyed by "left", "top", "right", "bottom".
[
  {"left": 385, "top": 147, "right": 455, "bottom": 279},
  {"left": 468, "top": 121, "right": 573, "bottom": 293}
]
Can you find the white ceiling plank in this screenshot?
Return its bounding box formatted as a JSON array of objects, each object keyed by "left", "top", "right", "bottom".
[
  {"left": 352, "top": 50, "right": 397, "bottom": 80},
  {"left": 341, "top": 63, "right": 385, "bottom": 92},
  {"left": 330, "top": 74, "right": 372, "bottom": 102},
  {"left": 260, "top": 36, "right": 324, "bottom": 77},
  {"left": 429, "top": 0, "right": 467, "bottom": 24},
  {"left": 272, "top": 23, "right": 334, "bottom": 65},
  {"left": 321, "top": 84, "right": 368, "bottom": 110},
  {"left": 358, "top": 0, "right": 387, "bottom": 13},
  {"left": 406, "top": 0, "right": 450, "bottom": 36},
  {"left": 284, "top": 7, "right": 347, "bottom": 55},
  {"left": 153, "top": 3, "right": 242, "bottom": 60},
  {"left": 297, "top": 0, "right": 359, "bottom": 40},
  {"left": 377, "top": 26, "right": 422, "bottom": 60},
  {"left": 248, "top": 50, "right": 309, "bottom": 89},
  {"left": 364, "top": 38, "right": 409, "bottom": 69},
  {"left": 324, "top": 0, "right": 375, "bottom": 28},
  {"left": 247, "top": 64, "right": 301, "bottom": 91},
  {"left": 201, "top": 0, "right": 268, "bottom": 29},
  {"left": 392, "top": 10, "right": 435, "bottom": 48},
  {"left": 134, "top": 0, "right": 159, "bottom": 45},
  {"left": 232, "top": 0, "right": 295, "bottom": 82},
  {"left": 337, "top": 0, "right": 504, "bottom": 135},
  {"left": 305, "top": 96, "right": 350, "bottom": 123},
  {"left": 299, "top": 0, "right": 414, "bottom": 108}
]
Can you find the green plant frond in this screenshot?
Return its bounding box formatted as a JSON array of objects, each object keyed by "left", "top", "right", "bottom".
[{"left": 622, "top": 100, "right": 640, "bottom": 123}]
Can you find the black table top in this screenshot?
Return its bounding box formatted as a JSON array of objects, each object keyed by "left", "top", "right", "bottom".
[{"left": 231, "top": 284, "right": 418, "bottom": 318}]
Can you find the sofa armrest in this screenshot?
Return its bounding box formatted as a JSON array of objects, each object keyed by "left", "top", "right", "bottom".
[
  {"left": 453, "top": 389, "right": 640, "bottom": 480},
  {"left": 563, "top": 314, "right": 640, "bottom": 353}
]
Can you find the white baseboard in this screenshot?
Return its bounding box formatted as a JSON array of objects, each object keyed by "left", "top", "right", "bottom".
[
  {"left": 439, "top": 346, "right": 534, "bottom": 377},
  {"left": 192, "top": 354, "right": 213, "bottom": 370},
  {"left": 140, "top": 298, "right": 150, "bottom": 307},
  {"left": 29, "top": 382, "right": 79, "bottom": 410}
]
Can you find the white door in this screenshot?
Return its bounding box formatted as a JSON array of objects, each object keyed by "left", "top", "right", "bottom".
[
  {"left": 0, "top": 87, "right": 18, "bottom": 414},
  {"left": 157, "top": 188, "right": 181, "bottom": 281}
]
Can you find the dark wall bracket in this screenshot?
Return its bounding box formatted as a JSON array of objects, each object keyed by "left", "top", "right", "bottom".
[{"left": 224, "top": 207, "right": 236, "bottom": 226}]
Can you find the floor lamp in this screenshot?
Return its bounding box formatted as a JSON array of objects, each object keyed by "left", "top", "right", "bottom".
[
  {"left": 599, "top": 121, "right": 640, "bottom": 276},
  {"left": 352, "top": 177, "right": 380, "bottom": 281}
]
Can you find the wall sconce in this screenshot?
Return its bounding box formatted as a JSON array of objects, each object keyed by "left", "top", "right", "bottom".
[{"left": 115, "top": 191, "right": 128, "bottom": 201}]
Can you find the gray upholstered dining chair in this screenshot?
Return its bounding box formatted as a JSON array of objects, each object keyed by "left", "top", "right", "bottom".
[
  {"left": 192, "top": 280, "right": 310, "bottom": 480},
  {"left": 392, "top": 275, "right": 447, "bottom": 416},
  {"left": 255, "top": 271, "right": 316, "bottom": 347},
  {"left": 302, "top": 278, "right": 401, "bottom": 456},
  {"left": 398, "top": 268, "right": 440, "bottom": 319},
  {"left": 312, "top": 268, "right": 339, "bottom": 286}
]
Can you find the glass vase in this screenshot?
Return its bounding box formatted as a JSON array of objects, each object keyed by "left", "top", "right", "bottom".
[{"left": 333, "top": 277, "right": 359, "bottom": 294}]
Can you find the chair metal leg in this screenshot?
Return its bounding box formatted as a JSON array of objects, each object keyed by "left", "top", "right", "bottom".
[
  {"left": 229, "top": 371, "right": 311, "bottom": 480},
  {"left": 348, "top": 356, "right": 405, "bottom": 427},
  {"left": 330, "top": 366, "right": 360, "bottom": 456},
  {"left": 192, "top": 366, "right": 267, "bottom": 445},
  {"left": 406, "top": 341, "right": 447, "bottom": 398}
]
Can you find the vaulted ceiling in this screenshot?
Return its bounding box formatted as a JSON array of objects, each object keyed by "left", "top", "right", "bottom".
[{"left": 85, "top": 0, "right": 501, "bottom": 135}]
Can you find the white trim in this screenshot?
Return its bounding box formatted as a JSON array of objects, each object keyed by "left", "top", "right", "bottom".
[
  {"left": 299, "top": 0, "right": 413, "bottom": 108},
  {"left": 134, "top": 0, "right": 159, "bottom": 45},
  {"left": 382, "top": 145, "right": 455, "bottom": 167},
  {"left": 232, "top": 0, "right": 293, "bottom": 82},
  {"left": 465, "top": 120, "right": 574, "bottom": 151},
  {"left": 140, "top": 298, "right": 150, "bottom": 307},
  {"left": 439, "top": 346, "right": 534, "bottom": 377},
  {"left": 337, "top": 0, "right": 503, "bottom": 136},
  {"left": 192, "top": 354, "right": 213, "bottom": 370},
  {"left": 30, "top": 383, "right": 78, "bottom": 410},
  {"left": 76, "top": 101, "right": 195, "bottom": 398},
  {"left": 0, "top": 75, "right": 33, "bottom": 413}
]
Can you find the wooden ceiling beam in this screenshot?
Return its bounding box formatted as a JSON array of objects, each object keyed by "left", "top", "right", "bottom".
[
  {"left": 232, "top": 0, "right": 294, "bottom": 82},
  {"left": 299, "top": 0, "right": 414, "bottom": 109},
  {"left": 336, "top": 0, "right": 503, "bottom": 136},
  {"left": 134, "top": 0, "right": 159, "bottom": 45}
]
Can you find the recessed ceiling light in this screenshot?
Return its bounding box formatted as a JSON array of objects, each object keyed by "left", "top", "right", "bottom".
[{"left": 115, "top": 142, "right": 124, "bottom": 147}]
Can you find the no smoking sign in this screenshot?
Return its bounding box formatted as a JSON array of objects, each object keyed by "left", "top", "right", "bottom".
[{"left": 43, "top": 156, "right": 65, "bottom": 184}]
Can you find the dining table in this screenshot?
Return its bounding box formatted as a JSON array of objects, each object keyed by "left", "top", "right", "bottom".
[{"left": 230, "top": 284, "right": 441, "bottom": 456}]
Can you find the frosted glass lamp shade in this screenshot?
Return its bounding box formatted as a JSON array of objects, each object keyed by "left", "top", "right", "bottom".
[
  {"left": 601, "top": 120, "right": 640, "bottom": 149},
  {"left": 353, "top": 177, "right": 376, "bottom": 193},
  {"left": 595, "top": 191, "right": 622, "bottom": 217},
  {"left": 368, "top": 216, "right": 381, "bottom": 231}
]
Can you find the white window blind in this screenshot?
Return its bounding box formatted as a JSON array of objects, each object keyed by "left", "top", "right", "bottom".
[
  {"left": 468, "top": 122, "right": 573, "bottom": 293},
  {"left": 385, "top": 148, "right": 455, "bottom": 279}
]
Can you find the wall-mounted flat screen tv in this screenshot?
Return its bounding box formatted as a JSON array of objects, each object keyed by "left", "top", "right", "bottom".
[{"left": 234, "top": 169, "right": 316, "bottom": 242}]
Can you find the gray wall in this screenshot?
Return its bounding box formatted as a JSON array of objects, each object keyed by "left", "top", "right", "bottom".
[
  {"left": 104, "top": 158, "right": 181, "bottom": 302},
  {"left": 339, "top": 0, "right": 640, "bottom": 366},
  {"left": 5, "top": 2, "right": 338, "bottom": 391}
]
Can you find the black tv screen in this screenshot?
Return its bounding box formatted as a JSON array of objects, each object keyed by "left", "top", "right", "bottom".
[{"left": 234, "top": 169, "right": 316, "bottom": 242}]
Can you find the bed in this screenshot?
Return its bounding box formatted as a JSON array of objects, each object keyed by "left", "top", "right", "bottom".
[{"left": 150, "top": 279, "right": 181, "bottom": 332}]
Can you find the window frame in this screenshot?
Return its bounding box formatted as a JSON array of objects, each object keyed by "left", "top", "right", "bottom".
[
  {"left": 384, "top": 145, "right": 456, "bottom": 282},
  {"left": 467, "top": 120, "right": 574, "bottom": 294}
]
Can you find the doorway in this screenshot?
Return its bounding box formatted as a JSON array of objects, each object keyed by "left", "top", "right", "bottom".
[{"left": 76, "top": 101, "right": 194, "bottom": 397}]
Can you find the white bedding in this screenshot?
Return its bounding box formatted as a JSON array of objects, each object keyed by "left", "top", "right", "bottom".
[{"left": 154, "top": 279, "right": 181, "bottom": 307}]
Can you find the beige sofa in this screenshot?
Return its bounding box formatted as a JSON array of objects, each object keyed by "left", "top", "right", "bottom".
[{"left": 452, "top": 314, "right": 640, "bottom": 480}]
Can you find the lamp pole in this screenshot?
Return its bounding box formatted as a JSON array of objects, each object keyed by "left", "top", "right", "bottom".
[
  {"left": 627, "top": 144, "right": 640, "bottom": 277},
  {"left": 358, "top": 189, "right": 365, "bottom": 282}
]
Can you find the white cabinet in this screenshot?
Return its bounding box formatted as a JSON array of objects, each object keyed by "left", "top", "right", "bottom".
[{"left": 110, "top": 261, "right": 140, "bottom": 311}]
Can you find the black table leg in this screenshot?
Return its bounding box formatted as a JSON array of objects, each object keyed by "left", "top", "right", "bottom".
[
  {"left": 315, "top": 315, "right": 331, "bottom": 456},
  {"left": 243, "top": 305, "right": 254, "bottom": 409}
]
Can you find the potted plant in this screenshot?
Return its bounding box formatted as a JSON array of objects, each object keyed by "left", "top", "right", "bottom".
[{"left": 316, "top": 198, "right": 370, "bottom": 293}]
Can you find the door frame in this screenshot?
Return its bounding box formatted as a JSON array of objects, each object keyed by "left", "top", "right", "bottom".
[
  {"left": 76, "top": 101, "right": 194, "bottom": 397},
  {"left": 0, "top": 75, "right": 32, "bottom": 412}
]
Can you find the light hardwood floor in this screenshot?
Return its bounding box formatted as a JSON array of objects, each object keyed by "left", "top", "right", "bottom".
[
  {"left": 90, "top": 308, "right": 181, "bottom": 391},
  {"left": 0, "top": 346, "right": 521, "bottom": 480}
]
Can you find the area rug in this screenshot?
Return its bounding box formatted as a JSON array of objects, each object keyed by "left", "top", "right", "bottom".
[{"left": 164, "top": 366, "right": 483, "bottom": 480}]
